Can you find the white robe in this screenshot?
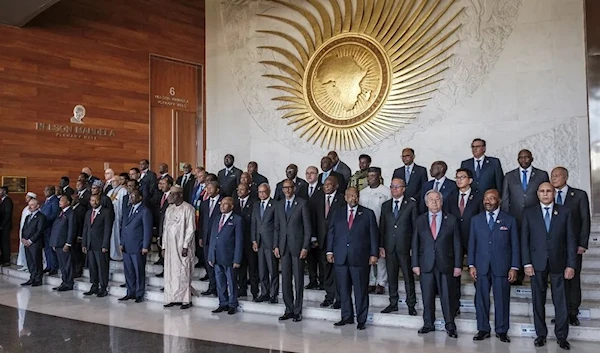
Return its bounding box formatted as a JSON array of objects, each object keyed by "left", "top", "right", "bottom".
[
  {"left": 163, "top": 202, "right": 197, "bottom": 304},
  {"left": 108, "top": 185, "right": 128, "bottom": 260},
  {"left": 359, "top": 184, "right": 391, "bottom": 286},
  {"left": 17, "top": 206, "right": 31, "bottom": 267}
]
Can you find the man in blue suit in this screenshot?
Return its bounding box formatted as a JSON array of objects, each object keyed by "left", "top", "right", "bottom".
[
  {"left": 208, "top": 197, "right": 243, "bottom": 315},
  {"left": 522, "top": 182, "right": 576, "bottom": 350},
  {"left": 468, "top": 189, "right": 519, "bottom": 342},
  {"left": 119, "top": 190, "right": 152, "bottom": 303},
  {"left": 419, "top": 161, "right": 457, "bottom": 213},
  {"left": 40, "top": 185, "right": 60, "bottom": 275},
  {"left": 198, "top": 181, "right": 223, "bottom": 296},
  {"left": 460, "top": 138, "right": 504, "bottom": 195},
  {"left": 49, "top": 195, "right": 77, "bottom": 291},
  {"left": 327, "top": 187, "right": 379, "bottom": 330}
]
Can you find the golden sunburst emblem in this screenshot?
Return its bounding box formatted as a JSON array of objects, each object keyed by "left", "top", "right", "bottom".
[{"left": 259, "top": 0, "right": 463, "bottom": 150}]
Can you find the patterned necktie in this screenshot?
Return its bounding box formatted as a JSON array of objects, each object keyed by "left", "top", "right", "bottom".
[
  {"left": 209, "top": 199, "right": 215, "bottom": 216},
  {"left": 434, "top": 181, "right": 440, "bottom": 191},
  {"left": 430, "top": 214, "right": 437, "bottom": 239},
  {"left": 476, "top": 160, "right": 482, "bottom": 179},
  {"left": 544, "top": 207, "right": 551, "bottom": 232},
  {"left": 218, "top": 214, "right": 226, "bottom": 232},
  {"left": 405, "top": 167, "right": 411, "bottom": 184},
  {"left": 459, "top": 193, "right": 466, "bottom": 216},
  {"left": 325, "top": 195, "right": 331, "bottom": 218},
  {"left": 488, "top": 212, "right": 494, "bottom": 231},
  {"left": 521, "top": 170, "right": 528, "bottom": 191},
  {"left": 393, "top": 200, "right": 399, "bottom": 219},
  {"left": 557, "top": 190, "right": 563, "bottom": 205},
  {"left": 348, "top": 209, "right": 355, "bottom": 229}
]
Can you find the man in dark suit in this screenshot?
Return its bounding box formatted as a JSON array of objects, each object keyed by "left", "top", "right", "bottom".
[
  {"left": 501, "top": 149, "right": 549, "bottom": 224},
  {"left": 274, "top": 179, "right": 312, "bottom": 322},
  {"left": 139, "top": 159, "right": 158, "bottom": 200},
  {"left": 247, "top": 161, "right": 269, "bottom": 186},
  {"left": 176, "top": 163, "right": 196, "bottom": 203},
  {"left": 209, "top": 197, "right": 244, "bottom": 315},
  {"left": 468, "top": 189, "right": 520, "bottom": 342},
  {"left": 0, "top": 186, "right": 14, "bottom": 266},
  {"left": 444, "top": 168, "right": 483, "bottom": 313},
  {"left": 460, "top": 138, "right": 504, "bottom": 195},
  {"left": 392, "top": 148, "right": 428, "bottom": 199},
  {"left": 521, "top": 182, "right": 576, "bottom": 350},
  {"left": 119, "top": 190, "right": 152, "bottom": 303},
  {"left": 412, "top": 189, "right": 462, "bottom": 338},
  {"left": 419, "top": 161, "right": 457, "bottom": 213},
  {"left": 319, "top": 156, "right": 347, "bottom": 193},
  {"left": 218, "top": 154, "right": 243, "bottom": 197},
  {"left": 551, "top": 166, "right": 591, "bottom": 326},
  {"left": 59, "top": 177, "right": 75, "bottom": 197},
  {"left": 76, "top": 179, "right": 91, "bottom": 209},
  {"left": 327, "top": 187, "right": 378, "bottom": 330},
  {"left": 328, "top": 151, "right": 352, "bottom": 184},
  {"left": 304, "top": 166, "right": 321, "bottom": 199},
  {"left": 82, "top": 194, "right": 114, "bottom": 298},
  {"left": 82, "top": 167, "right": 100, "bottom": 187},
  {"left": 274, "top": 164, "right": 309, "bottom": 201},
  {"left": 40, "top": 185, "right": 59, "bottom": 274},
  {"left": 251, "top": 183, "right": 279, "bottom": 303},
  {"left": 49, "top": 195, "right": 77, "bottom": 291},
  {"left": 233, "top": 183, "right": 259, "bottom": 300},
  {"left": 198, "top": 181, "right": 223, "bottom": 296},
  {"left": 310, "top": 176, "right": 346, "bottom": 308},
  {"left": 379, "top": 178, "right": 418, "bottom": 315},
  {"left": 239, "top": 172, "right": 259, "bottom": 199},
  {"left": 20, "top": 198, "right": 47, "bottom": 286},
  {"left": 71, "top": 193, "right": 87, "bottom": 278},
  {"left": 304, "top": 165, "right": 324, "bottom": 290}
]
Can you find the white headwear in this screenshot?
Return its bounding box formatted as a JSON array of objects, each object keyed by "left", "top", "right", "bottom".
[{"left": 26, "top": 192, "right": 37, "bottom": 198}]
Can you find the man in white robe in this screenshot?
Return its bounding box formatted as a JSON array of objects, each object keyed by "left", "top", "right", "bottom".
[
  {"left": 163, "top": 186, "right": 197, "bottom": 309},
  {"left": 108, "top": 175, "right": 127, "bottom": 260},
  {"left": 17, "top": 192, "right": 37, "bottom": 270}
]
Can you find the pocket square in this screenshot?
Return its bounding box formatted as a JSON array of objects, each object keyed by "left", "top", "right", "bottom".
[{"left": 500, "top": 226, "right": 508, "bottom": 231}]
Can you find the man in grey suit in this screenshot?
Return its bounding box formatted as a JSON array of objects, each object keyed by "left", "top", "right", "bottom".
[
  {"left": 328, "top": 151, "right": 352, "bottom": 184},
  {"left": 274, "top": 179, "right": 312, "bottom": 322},
  {"left": 251, "top": 183, "right": 279, "bottom": 303}
]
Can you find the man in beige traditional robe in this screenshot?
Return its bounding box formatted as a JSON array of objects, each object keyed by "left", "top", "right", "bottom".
[{"left": 163, "top": 186, "right": 197, "bottom": 309}]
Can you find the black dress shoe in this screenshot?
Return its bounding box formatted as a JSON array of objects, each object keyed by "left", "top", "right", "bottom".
[
  {"left": 368, "top": 285, "right": 376, "bottom": 293},
  {"left": 254, "top": 295, "right": 269, "bottom": 302},
  {"left": 551, "top": 318, "right": 556, "bottom": 324},
  {"left": 381, "top": 305, "right": 398, "bottom": 313},
  {"left": 557, "top": 339, "right": 571, "bottom": 350},
  {"left": 496, "top": 333, "right": 510, "bottom": 342},
  {"left": 83, "top": 288, "right": 98, "bottom": 296},
  {"left": 304, "top": 282, "right": 318, "bottom": 290},
  {"left": 43, "top": 268, "right": 51, "bottom": 273},
  {"left": 31, "top": 282, "right": 42, "bottom": 287},
  {"left": 318, "top": 284, "right": 325, "bottom": 290},
  {"left": 473, "top": 331, "right": 490, "bottom": 341},
  {"left": 212, "top": 306, "right": 229, "bottom": 313},
  {"left": 408, "top": 307, "right": 417, "bottom": 316},
  {"left": 21, "top": 280, "right": 33, "bottom": 286},
  {"left": 96, "top": 290, "right": 108, "bottom": 297},
  {"left": 293, "top": 314, "right": 302, "bottom": 322},
  {"left": 332, "top": 301, "right": 341, "bottom": 309},
  {"left": 120, "top": 283, "right": 126, "bottom": 288},
  {"left": 201, "top": 290, "right": 215, "bottom": 296},
  {"left": 357, "top": 323, "right": 366, "bottom": 330},
  {"left": 199, "top": 275, "right": 209, "bottom": 281},
  {"left": 57, "top": 286, "right": 73, "bottom": 292},
  {"left": 118, "top": 295, "right": 134, "bottom": 301},
  {"left": 270, "top": 297, "right": 278, "bottom": 304},
  {"left": 180, "top": 303, "right": 192, "bottom": 310},
  {"left": 333, "top": 318, "right": 354, "bottom": 326},
  {"left": 135, "top": 297, "right": 143, "bottom": 303},
  {"left": 320, "top": 300, "right": 333, "bottom": 308},
  {"left": 278, "top": 313, "right": 293, "bottom": 321},
  {"left": 160, "top": 288, "right": 164, "bottom": 292},
  {"left": 418, "top": 326, "right": 435, "bottom": 334},
  {"left": 164, "top": 302, "right": 180, "bottom": 308},
  {"left": 155, "top": 272, "right": 164, "bottom": 278},
  {"left": 569, "top": 316, "right": 580, "bottom": 326},
  {"left": 48, "top": 270, "right": 58, "bottom": 275},
  {"left": 228, "top": 307, "right": 237, "bottom": 315},
  {"left": 534, "top": 336, "right": 547, "bottom": 347},
  {"left": 52, "top": 286, "right": 62, "bottom": 291},
  {"left": 447, "top": 329, "right": 458, "bottom": 338}
]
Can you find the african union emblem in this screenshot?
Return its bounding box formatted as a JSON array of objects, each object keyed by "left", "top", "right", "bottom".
[{"left": 258, "top": 0, "right": 463, "bottom": 149}]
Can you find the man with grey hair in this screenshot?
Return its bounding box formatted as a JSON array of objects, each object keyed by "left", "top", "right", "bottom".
[
  {"left": 412, "top": 189, "right": 462, "bottom": 338},
  {"left": 17, "top": 192, "right": 37, "bottom": 270}
]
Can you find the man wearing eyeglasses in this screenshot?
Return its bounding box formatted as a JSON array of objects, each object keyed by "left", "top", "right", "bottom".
[{"left": 460, "top": 138, "right": 504, "bottom": 195}]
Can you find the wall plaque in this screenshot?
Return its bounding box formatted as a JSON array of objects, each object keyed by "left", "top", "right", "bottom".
[{"left": 1, "top": 176, "right": 27, "bottom": 193}]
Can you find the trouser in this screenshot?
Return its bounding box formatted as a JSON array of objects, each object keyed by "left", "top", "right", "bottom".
[
  {"left": 88, "top": 250, "right": 109, "bottom": 290},
  {"left": 25, "top": 241, "right": 43, "bottom": 283},
  {"left": 0, "top": 228, "right": 11, "bottom": 263},
  {"left": 257, "top": 246, "right": 279, "bottom": 298},
  {"left": 43, "top": 229, "right": 58, "bottom": 270},
  {"left": 335, "top": 264, "right": 370, "bottom": 324},
  {"left": 306, "top": 246, "right": 322, "bottom": 285},
  {"left": 238, "top": 239, "right": 259, "bottom": 297},
  {"left": 386, "top": 252, "right": 416, "bottom": 308},
  {"left": 55, "top": 247, "right": 74, "bottom": 288},
  {"left": 420, "top": 267, "right": 457, "bottom": 330},
  {"left": 475, "top": 270, "right": 510, "bottom": 333},
  {"left": 369, "top": 258, "right": 387, "bottom": 286},
  {"left": 530, "top": 264, "right": 569, "bottom": 340},
  {"left": 566, "top": 254, "right": 583, "bottom": 317},
  {"left": 71, "top": 238, "right": 85, "bottom": 277},
  {"left": 123, "top": 251, "right": 147, "bottom": 298},
  {"left": 281, "top": 250, "right": 304, "bottom": 316},
  {"left": 203, "top": 243, "right": 216, "bottom": 292},
  {"left": 318, "top": 248, "right": 339, "bottom": 303},
  {"left": 215, "top": 264, "right": 239, "bottom": 308}
]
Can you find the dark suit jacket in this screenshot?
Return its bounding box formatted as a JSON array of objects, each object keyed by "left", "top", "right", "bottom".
[
  {"left": 501, "top": 167, "right": 549, "bottom": 223},
  {"left": 443, "top": 189, "right": 484, "bottom": 247},
  {"left": 0, "top": 196, "right": 14, "bottom": 231},
  {"left": 40, "top": 195, "right": 60, "bottom": 229},
  {"left": 333, "top": 160, "right": 352, "bottom": 183},
  {"left": 274, "top": 177, "right": 309, "bottom": 201},
  {"left": 562, "top": 186, "right": 591, "bottom": 249},
  {"left": 419, "top": 178, "right": 457, "bottom": 213},
  {"left": 392, "top": 164, "right": 428, "bottom": 199},
  {"left": 233, "top": 196, "right": 257, "bottom": 243},
  {"left": 380, "top": 197, "right": 418, "bottom": 255},
  {"left": 309, "top": 190, "right": 346, "bottom": 249},
  {"left": 49, "top": 208, "right": 76, "bottom": 247},
  {"left": 251, "top": 172, "right": 269, "bottom": 187},
  {"left": 468, "top": 210, "right": 520, "bottom": 276},
  {"left": 62, "top": 186, "right": 75, "bottom": 197},
  {"left": 274, "top": 198, "right": 312, "bottom": 255},
  {"left": 521, "top": 204, "right": 577, "bottom": 273},
  {"left": 218, "top": 166, "right": 243, "bottom": 197},
  {"left": 176, "top": 173, "right": 196, "bottom": 203},
  {"left": 139, "top": 170, "right": 158, "bottom": 200},
  {"left": 208, "top": 212, "right": 244, "bottom": 266},
  {"left": 411, "top": 212, "right": 462, "bottom": 274},
  {"left": 460, "top": 156, "right": 504, "bottom": 195},
  {"left": 120, "top": 203, "right": 153, "bottom": 253},
  {"left": 326, "top": 205, "right": 379, "bottom": 267},
  {"left": 21, "top": 211, "right": 47, "bottom": 244},
  {"left": 251, "top": 198, "right": 277, "bottom": 249},
  {"left": 151, "top": 191, "right": 170, "bottom": 235},
  {"left": 199, "top": 195, "right": 224, "bottom": 245},
  {"left": 77, "top": 189, "right": 91, "bottom": 209},
  {"left": 318, "top": 171, "right": 347, "bottom": 193},
  {"left": 82, "top": 207, "right": 113, "bottom": 251},
  {"left": 71, "top": 203, "right": 87, "bottom": 240}
]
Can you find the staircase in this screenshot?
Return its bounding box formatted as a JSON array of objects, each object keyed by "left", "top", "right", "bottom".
[{"left": 2, "top": 232, "right": 600, "bottom": 342}]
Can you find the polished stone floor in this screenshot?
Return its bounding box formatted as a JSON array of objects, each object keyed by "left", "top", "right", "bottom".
[{"left": 1, "top": 275, "right": 599, "bottom": 353}]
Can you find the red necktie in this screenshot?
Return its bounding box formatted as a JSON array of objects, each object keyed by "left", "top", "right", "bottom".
[
  {"left": 91, "top": 210, "right": 96, "bottom": 224},
  {"left": 218, "top": 214, "right": 226, "bottom": 232},
  {"left": 430, "top": 214, "right": 437, "bottom": 240},
  {"left": 348, "top": 209, "right": 355, "bottom": 229},
  {"left": 459, "top": 194, "right": 466, "bottom": 216},
  {"left": 160, "top": 193, "right": 167, "bottom": 208}
]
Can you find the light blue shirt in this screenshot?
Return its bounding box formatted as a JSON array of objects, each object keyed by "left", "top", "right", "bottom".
[
  {"left": 428, "top": 211, "right": 442, "bottom": 237},
  {"left": 487, "top": 208, "right": 499, "bottom": 223},
  {"left": 321, "top": 170, "right": 331, "bottom": 184},
  {"left": 474, "top": 156, "right": 485, "bottom": 171},
  {"left": 540, "top": 202, "right": 554, "bottom": 217}
]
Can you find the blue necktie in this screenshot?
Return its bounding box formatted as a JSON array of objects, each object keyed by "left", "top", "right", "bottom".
[
  {"left": 285, "top": 200, "right": 292, "bottom": 216},
  {"left": 556, "top": 191, "right": 563, "bottom": 205},
  {"left": 544, "top": 207, "right": 551, "bottom": 232},
  {"left": 521, "top": 170, "right": 528, "bottom": 191},
  {"left": 260, "top": 201, "right": 266, "bottom": 219},
  {"left": 434, "top": 181, "right": 440, "bottom": 191},
  {"left": 405, "top": 167, "right": 411, "bottom": 183},
  {"left": 475, "top": 160, "right": 482, "bottom": 179},
  {"left": 393, "top": 200, "right": 399, "bottom": 219},
  {"left": 488, "top": 212, "right": 494, "bottom": 231}
]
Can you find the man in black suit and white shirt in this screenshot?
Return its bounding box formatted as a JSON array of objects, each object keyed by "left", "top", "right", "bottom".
[
  {"left": 328, "top": 151, "right": 352, "bottom": 184},
  {"left": 460, "top": 138, "right": 504, "bottom": 195},
  {"left": 247, "top": 161, "right": 269, "bottom": 187},
  {"left": 199, "top": 181, "right": 224, "bottom": 296},
  {"left": 176, "top": 163, "right": 196, "bottom": 203},
  {"left": 319, "top": 156, "right": 347, "bottom": 193},
  {"left": 218, "top": 154, "right": 243, "bottom": 197},
  {"left": 139, "top": 159, "right": 158, "bottom": 200},
  {"left": 392, "top": 148, "right": 428, "bottom": 199},
  {"left": 20, "top": 198, "right": 47, "bottom": 286},
  {"left": 274, "top": 164, "right": 309, "bottom": 201},
  {"left": 233, "top": 183, "right": 259, "bottom": 300},
  {"left": 59, "top": 177, "right": 75, "bottom": 197}
]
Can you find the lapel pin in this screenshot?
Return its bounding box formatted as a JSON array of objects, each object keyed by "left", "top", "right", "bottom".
[
  {"left": 486, "top": 160, "right": 489, "bottom": 164},
  {"left": 294, "top": 201, "right": 298, "bottom": 205},
  {"left": 496, "top": 220, "right": 501, "bottom": 223},
  {"left": 444, "top": 215, "right": 447, "bottom": 219},
  {"left": 358, "top": 211, "right": 363, "bottom": 216},
  {"left": 268, "top": 203, "right": 271, "bottom": 207},
  {"left": 554, "top": 210, "right": 558, "bottom": 216},
  {"left": 570, "top": 192, "right": 575, "bottom": 196},
  {"left": 469, "top": 195, "right": 473, "bottom": 200}
]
